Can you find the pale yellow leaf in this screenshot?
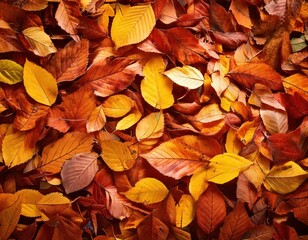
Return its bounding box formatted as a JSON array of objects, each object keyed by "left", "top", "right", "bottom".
[
  {"left": 0, "top": 59, "right": 23, "bottom": 84},
  {"left": 102, "top": 94, "right": 133, "bottom": 118},
  {"left": 22, "top": 27, "right": 57, "bottom": 56},
  {"left": 16, "top": 189, "right": 44, "bottom": 217},
  {"left": 116, "top": 107, "right": 142, "bottom": 131},
  {"left": 264, "top": 161, "right": 308, "bottom": 194},
  {"left": 141, "top": 56, "right": 174, "bottom": 109},
  {"left": 122, "top": 178, "right": 168, "bottom": 205},
  {"left": 2, "top": 131, "right": 35, "bottom": 168},
  {"left": 101, "top": 140, "right": 135, "bottom": 171},
  {"left": 189, "top": 169, "right": 209, "bottom": 200},
  {"left": 136, "top": 112, "right": 164, "bottom": 141},
  {"left": 23, "top": 59, "right": 58, "bottom": 106},
  {"left": 164, "top": 65, "right": 204, "bottom": 89},
  {"left": 86, "top": 105, "right": 106, "bottom": 133},
  {"left": 176, "top": 194, "right": 195, "bottom": 228},
  {"left": 205, "top": 153, "right": 253, "bottom": 184},
  {"left": 111, "top": 4, "right": 155, "bottom": 48}
]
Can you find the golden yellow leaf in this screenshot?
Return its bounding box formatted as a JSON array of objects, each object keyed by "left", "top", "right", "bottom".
[
  {"left": 100, "top": 140, "right": 135, "bottom": 171},
  {"left": 23, "top": 59, "right": 58, "bottom": 106},
  {"left": 16, "top": 189, "right": 44, "bottom": 217},
  {"left": 264, "top": 161, "right": 308, "bottom": 194},
  {"left": 2, "top": 131, "right": 35, "bottom": 168},
  {"left": 283, "top": 73, "right": 308, "bottom": 102},
  {"left": 176, "top": 194, "right": 195, "bottom": 228},
  {"left": 98, "top": 4, "right": 114, "bottom": 33},
  {"left": 237, "top": 121, "right": 258, "bottom": 145},
  {"left": 38, "top": 192, "right": 70, "bottom": 205},
  {"left": 86, "top": 105, "right": 106, "bottom": 133},
  {"left": 22, "top": 27, "right": 57, "bottom": 57},
  {"left": 116, "top": 106, "right": 142, "bottom": 131},
  {"left": 111, "top": 4, "right": 155, "bottom": 48},
  {"left": 225, "top": 128, "right": 242, "bottom": 154},
  {"left": 122, "top": 178, "right": 168, "bottom": 205},
  {"left": 40, "top": 132, "right": 93, "bottom": 174},
  {"left": 189, "top": 169, "right": 209, "bottom": 200},
  {"left": 164, "top": 66, "right": 204, "bottom": 89},
  {"left": 0, "top": 59, "right": 23, "bottom": 84},
  {"left": 136, "top": 112, "right": 164, "bottom": 141},
  {"left": 0, "top": 193, "right": 21, "bottom": 240},
  {"left": 205, "top": 153, "right": 253, "bottom": 184},
  {"left": 102, "top": 94, "right": 133, "bottom": 118},
  {"left": 141, "top": 56, "right": 174, "bottom": 109}
]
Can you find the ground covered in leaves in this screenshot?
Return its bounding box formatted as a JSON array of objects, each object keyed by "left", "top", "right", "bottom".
[{"left": 0, "top": 0, "right": 307, "bottom": 239}]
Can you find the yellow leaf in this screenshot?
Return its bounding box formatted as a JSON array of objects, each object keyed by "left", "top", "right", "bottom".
[
  {"left": 176, "top": 194, "right": 195, "bottom": 228},
  {"left": 0, "top": 193, "right": 21, "bottom": 240},
  {"left": 111, "top": 4, "right": 155, "bottom": 48},
  {"left": 164, "top": 66, "right": 204, "bottom": 89},
  {"left": 189, "top": 169, "right": 209, "bottom": 200},
  {"left": 136, "top": 112, "right": 164, "bottom": 141},
  {"left": 283, "top": 73, "right": 308, "bottom": 102},
  {"left": 2, "top": 131, "right": 35, "bottom": 168},
  {"left": 40, "top": 132, "right": 93, "bottom": 174},
  {"left": 102, "top": 94, "right": 133, "bottom": 118},
  {"left": 141, "top": 56, "right": 174, "bottom": 109},
  {"left": 38, "top": 192, "right": 70, "bottom": 205},
  {"left": 237, "top": 121, "right": 258, "bottom": 145},
  {"left": 116, "top": 106, "right": 142, "bottom": 131},
  {"left": 22, "top": 27, "right": 57, "bottom": 56},
  {"left": 100, "top": 140, "right": 135, "bottom": 171},
  {"left": 225, "top": 128, "right": 242, "bottom": 154},
  {"left": 0, "top": 59, "right": 23, "bottom": 84},
  {"left": 98, "top": 4, "right": 114, "bottom": 33},
  {"left": 16, "top": 189, "right": 44, "bottom": 217},
  {"left": 86, "top": 105, "right": 106, "bottom": 133},
  {"left": 264, "top": 161, "right": 308, "bottom": 194},
  {"left": 122, "top": 178, "right": 168, "bottom": 204},
  {"left": 205, "top": 153, "right": 253, "bottom": 184},
  {"left": 23, "top": 59, "right": 58, "bottom": 106}
]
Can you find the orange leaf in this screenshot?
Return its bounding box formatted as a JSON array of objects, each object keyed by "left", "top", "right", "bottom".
[
  {"left": 55, "top": 0, "right": 81, "bottom": 42},
  {"left": 78, "top": 57, "right": 141, "bottom": 97},
  {"left": 196, "top": 184, "right": 226, "bottom": 234},
  {"left": 45, "top": 39, "right": 89, "bottom": 83},
  {"left": 141, "top": 135, "right": 222, "bottom": 179},
  {"left": 227, "top": 63, "right": 283, "bottom": 90},
  {"left": 219, "top": 201, "right": 254, "bottom": 240},
  {"left": 61, "top": 153, "right": 99, "bottom": 194},
  {"left": 137, "top": 215, "right": 169, "bottom": 240},
  {"left": 39, "top": 132, "right": 93, "bottom": 174},
  {"left": 86, "top": 105, "right": 106, "bottom": 133}
]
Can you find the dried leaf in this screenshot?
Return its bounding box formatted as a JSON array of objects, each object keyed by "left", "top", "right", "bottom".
[
  {"left": 283, "top": 73, "right": 308, "bottom": 102},
  {"left": 137, "top": 215, "right": 169, "bottom": 240},
  {"left": 100, "top": 140, "right": 135, "bottom": 171},
  {"left": 196, "top": 184, "right": 226, "bottom": 234},
  {"left": 260, "top": 107, "right": 288, "bottom": 134},
  {"left": 23, "top": 59, "right": 58, "bottom": 106},
  {"left": 264, "top": 161, "right": 307, "bottom": 194},
  {"left": 22, "top": 27, "right": 57, "bottom": 57},
  {"left": 141, "top": 135, "right": 222, "bottom": 179},
  {"left": 122, "top": 178, "right": 168, "bottom": 205},
  {"left": 16, "top": 189, "right": 43, "bottom": 217},
  {"left": 40, "top": 132, "right": 93, "bottom": 174},
  {"left": 136, "top": 112, "right": 164, "bottom": 141},
  {"left": 164, "top": 66, "right": 204, "bottom": 89},
  {"left": 102, "top": 94, "right": 133, "bottom": 118},
  {"left": 229, "top": 0, "right": 252, "bottom": 28},
  {"left": 227, "top": 63, "right": 283, "bottom": 90},
  {"left": 141, "top": 56, "right": 174, "bottom": 109},
  {"left": 111, "top": 4, "right": 155, "bottom": 48},
  {"left": 0, "top": 59, "right": 23, "bottom": 85},
  {"left": 86, "top": 105, "right": 106, "bottom": 133},
  {"left": 176, "top": 194, "right": 195, "bottom": 228},
  {"left": 115, "top": 106, "right": 142, "bottom": 131},
  {"left": 20, "top": 0, "right": 48, "bottom": 11}
]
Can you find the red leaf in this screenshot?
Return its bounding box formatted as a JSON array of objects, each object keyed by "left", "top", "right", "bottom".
[
  {"left": 219, "top": 201, "right": 254, "bottom": 240},
  {"left": 228, "top": 63, "right": 283, "bottom": 90},
  {"left": 243, "top": 225, "right": 276, "bottom": 240},
  {"left": 236, "top": 174, "right": 259, "bottom": 209},
  {"left": 45, "top": 39, "right": 89, "bottom": 83},
  {"left": 196, "top": 184, "right": 226, "bottom": 234},
  {"left": 137, "top": 214, "right": 169, "bottom": 240},
  {"left": 0, "top": 28, "right": 24, "bottom": 53},
  {"left": 78, "top": 57, "right": 141, "bottom": 97}
]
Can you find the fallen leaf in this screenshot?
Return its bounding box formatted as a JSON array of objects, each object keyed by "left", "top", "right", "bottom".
[
  {"left": 122, "top": 178, "right": 168, "bottom": 205},
  {"left": 176, "top": 194, "right": 195, "bottom": 228},
  {"left": 0, "top": 59, "right": 23, "bottom": 85},
  {"left": 136, "top": 112, "right": 164, "bottom": 141},
  {"left": 86, "top": 105, "right": 106, "bottom": 133},
  {"left": 16, "top": 189, "right": 44, "bottom": 217},
  {"left": 283, "top": 73, "right": 308, "bottom": 102},
  {"left": 137, "top": 214, "right": 169, "bottom": 240}
]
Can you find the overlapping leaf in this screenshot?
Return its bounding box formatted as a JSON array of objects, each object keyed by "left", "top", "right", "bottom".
[{"left": 0, "top": 60, "right": 23, "bottom": 85}]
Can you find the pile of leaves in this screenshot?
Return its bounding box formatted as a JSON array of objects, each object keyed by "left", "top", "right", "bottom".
[{"left": 0, "top": 0, "right": 307, "bottom": 239}]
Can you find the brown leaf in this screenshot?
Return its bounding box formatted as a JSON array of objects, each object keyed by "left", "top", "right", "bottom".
[
  {"left": 0, "top": 28, "right": 24, "bottom": 53},
  {"left": 228, "top": 63, "right": 283, "bottom": 90},
  {"left": 196, "top": 184, "right": 226, "bottom": 234},
  {"left": 45, "top": 39, "right": 89, "bottom": 83},
  {"left": 210, "top": 31, "right": 248, "bottom": 49},
  {"left": 219, "top": 201, "right": 254, "bottom": 240},
  {"left": 137, "top": 214, "right": 169, "bottom": 240},
  {"left": 209, "top": 0, "right": 234, "bottom": 32},
  {"left": 243, "top": 225, "right": 276, "bottom": 240},
  {"left": 78, "top": 57, "right": 141, "bottom": 97},
  {"left": 236, "top": 173, "right": 259, "bottom": 209}
]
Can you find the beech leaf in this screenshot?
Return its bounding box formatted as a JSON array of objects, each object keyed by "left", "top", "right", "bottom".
[
  {"left": 102, "top": 94, "right": 133, "bottom": 118},
  {"left": 86, "top": 105, "right": 106, "bottom": 133},
  {"left": 16, "top": 189, "right": 44, "bottom": 218},
  {"left": 176, "top": 194, "right": 195, "bottom": 228},
  {"left": 61, "top": 153, "right": 99, "bottom": 194},
  {"left": 164, "top": 65, "right": 204, "bottom": 89},
  {"left": 0, "top": 59, "right": 23, "bottom": 84},
  {"left": 136, "top": 112, "right": 164, "bottom": 141},
  {"left": 111, "top": 4, "right": 155, "bottom": 48},
  {"left": 122, "top": 178, "right": 168, "bottom": 205},
  {"left": 283, "top": 73, "right": 308, "bottom": 102},
  {"left": 23, "top": 59, "right": 58, "bottom": 106}
]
